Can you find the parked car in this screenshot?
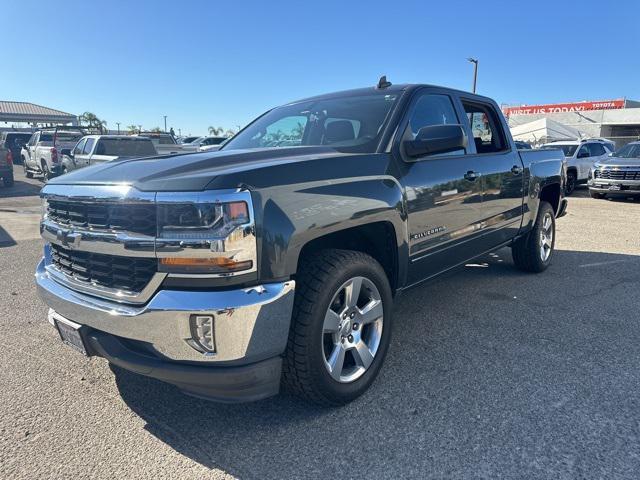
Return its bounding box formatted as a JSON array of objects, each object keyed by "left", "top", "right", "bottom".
[
  {"left": 36, "top": 81, "right": 566, "bottom": 405},
  {"left": 588, "top": 141, "right": 640, "bottom": 199},
  {"left": 22, "top": 127, "right": 85, "bottom": 180},
  {"left": 198, "top": 136, "right": 228, "bottom": 152},
  {"left": 61, "top": 135, "right": 157, "bottom": 173},
  {"left": 514, "top": 140, "right": 532, "bottom": 150},
  {"left": 133, "top": 132, "right": 198, "bottom": 154},
  {"left": 179, "top": 136, "right": 200, "bottom": 144},
  {"left": 0, "top": 132, "right": 32, "bottom": 165},
  {"left": 0, "top": 139, "right": 15, "bottom": 187},
  {"left": 540, "top": 138, "right": 614, "bottom": 194}
]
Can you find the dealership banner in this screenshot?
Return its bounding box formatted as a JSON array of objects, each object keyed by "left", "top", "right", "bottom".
[{"left": 503, "top": 99, "right": 625, "bottom": 116}]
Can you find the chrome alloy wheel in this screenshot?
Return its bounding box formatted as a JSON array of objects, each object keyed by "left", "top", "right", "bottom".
[
  {"left": 539, "top": 212, "right": 554, "bottom": 262},
  {"left": 322, "top": 276, "right": 384, "bottom": 383}
]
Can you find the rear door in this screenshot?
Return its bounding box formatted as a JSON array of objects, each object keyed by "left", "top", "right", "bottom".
[
  {"left": 394, "top": 88, "right": 486, "bottom": 285},
  {"left": 71, "top": 138, "right": 89, "bottom": 167},
  {"left": 459, "top": 97, "right": 524, "bottom": 246},
  {"left": 77, "top": 137, "right": 95, "bottom": 166}
]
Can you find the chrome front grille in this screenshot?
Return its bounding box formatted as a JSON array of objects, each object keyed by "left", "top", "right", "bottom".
[
  {"left": 594, "top": 169, "right": 640, "bottom": 181},
  {"left": 47, "top": 199, "right": 157, "bottom": 236},
  {"left": 50, "top": 243, "right": 157, "bottom": 293}
]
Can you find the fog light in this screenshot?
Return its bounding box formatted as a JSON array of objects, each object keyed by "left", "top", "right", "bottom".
[{"left": 189, "top": 314, "right": 216, "bottom": 353}]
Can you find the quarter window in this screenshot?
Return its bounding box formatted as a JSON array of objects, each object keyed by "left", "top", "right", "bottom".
[{"left": 462, "top": 101, "right": 508, "bottom": 154}]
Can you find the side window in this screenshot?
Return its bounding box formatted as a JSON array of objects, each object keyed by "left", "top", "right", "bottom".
[
  {"left": 577, "top": 145, "right": 589, "bottom": 157},
  {"left": 28, "top": 134, "right": 37, "bottom": 146},
  {"left": 590, "top": 143, "right": 606, "bottom": 156},
  {"left": 73, "top": 138, "right": 87, "bottom": 155},
  {"left": 405, "top": 94, "right": 463, "bottom": 157},
  {"left": 82, "top": 138, "right": 95, "bottom": 154},
  {"left": 462, "top": 101, "right": 508, "bottom": 154}
]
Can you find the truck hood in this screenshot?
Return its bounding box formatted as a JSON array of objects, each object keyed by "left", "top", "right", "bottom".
[
  {"left": 47, "top": 146, "right": 350, "bottom": 191},
  {"left": 595, "top": 157, "right": 640, "bottom": 168}
]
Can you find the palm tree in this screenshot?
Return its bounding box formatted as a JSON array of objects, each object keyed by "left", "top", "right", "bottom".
[
  {"left": 224, "top": 129, "right": 236, "bottom": 138},
  {"left": 127, "top": 124, "right": 138, "bottom": 134},
  {"left": 208, "top": 126, "right": 224, "bottom": 136},
  {"left": 79, "top": 112, "right": 107, "bottom": 133}
]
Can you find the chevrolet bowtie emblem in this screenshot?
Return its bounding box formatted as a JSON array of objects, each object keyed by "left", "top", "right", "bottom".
[{"left": 56, "top": 229, "right": 82, "bottom": 249}]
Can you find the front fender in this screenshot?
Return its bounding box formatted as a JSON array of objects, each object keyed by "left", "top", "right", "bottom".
[{"left": 253, "top": 176, "right": 408, "bottom": 284}]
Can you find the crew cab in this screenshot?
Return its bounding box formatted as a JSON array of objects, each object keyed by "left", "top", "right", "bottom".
[
  {"left": 541, "top": 138, "right": 614, "bottom": 194},
  {"left": 22, "top": 127, "right": 85, "bottom": 180},
  {"left": 588, "top": 141, "right": 640, "bottom": 199},
  {"left": 0, "top": 131, "right": 32, "bottom": 165},
  {"left": 36, "top": 81, "right": 567, "bottom": 405},
  {"left": 61, "top": 135, "right": 157, "bottom": 173}
]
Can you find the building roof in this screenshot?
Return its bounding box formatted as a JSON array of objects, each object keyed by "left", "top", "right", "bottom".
[{"left": 0, "top": 101, "right": 76, "bottom": 123}]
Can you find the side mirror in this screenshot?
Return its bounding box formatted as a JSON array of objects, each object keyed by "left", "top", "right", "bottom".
[
  {"left": 60, "top": 148, "right": 72, "bottom": 157},
  {"left": 404, "top": 124, "right": 467, "bottom": 159}
]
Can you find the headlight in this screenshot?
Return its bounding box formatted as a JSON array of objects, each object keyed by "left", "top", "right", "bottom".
[{"left": 156, "top": 191, "right": 256, "bottom": 276}]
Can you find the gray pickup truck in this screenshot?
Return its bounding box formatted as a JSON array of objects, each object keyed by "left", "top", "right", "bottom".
[
  {"left": 36, "top": 80, "right": 567, "bottom": 405},
  {"left": 61, "top": 135, "right": 157, "bottom": 173}
]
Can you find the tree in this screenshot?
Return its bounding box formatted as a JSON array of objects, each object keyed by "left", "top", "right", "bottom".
[
  {"left": 150, "top": 127, "right": 162, "bottom": 133},
  {"left": 127, "top": 125, "right": 138, "bottom": 134},
  {"left": 224, "top": 129, "right": 236, "bottom": 138},
  {"left": 79, "top": 112, "right": 107, "bottom": 133},
  {"left": 208, "top": 126, "right": 224, "bottom": 136}
]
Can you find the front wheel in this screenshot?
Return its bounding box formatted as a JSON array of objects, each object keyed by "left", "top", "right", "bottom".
[
  {"left": 565, "top": 171, "right": 577, "bottom": 195},
  {"left": 512, "top": 201, "right": 556, "bottom": 273},
  {"left": 23, "top": 161, "right": 33, "bottom": 179},
  {"left": 282, "top": 249, "right": 393, "bottom": 406}
]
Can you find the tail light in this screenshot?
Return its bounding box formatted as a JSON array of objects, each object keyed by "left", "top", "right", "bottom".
[
  {"left": 6, "top": 150, "right": 12, "bottom": 166},
  {"left": 50, "top": 147, "right": 58, "bottom": 163}
]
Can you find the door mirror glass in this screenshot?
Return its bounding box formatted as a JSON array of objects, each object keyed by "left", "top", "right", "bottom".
[{"left": 404, "top": 124, "right": 467, "bottom": 159}]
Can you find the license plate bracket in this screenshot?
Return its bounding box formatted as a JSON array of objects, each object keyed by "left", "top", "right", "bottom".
[{"left": 53, "top": 315, "right": 89, "bottom": 356}]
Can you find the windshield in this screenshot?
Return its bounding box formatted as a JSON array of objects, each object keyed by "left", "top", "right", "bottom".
[
  {"left": 541, "top": 144, "right": 578, "bottom": 157},
  {"left": 613, "top": 143, "right": 640, "bottom": 158},
  {"left": 95, "top": 138, "right": 157, "bottom": 156},
  {"left": 223, "top": 93, "right": 399, "bottom": 153}
]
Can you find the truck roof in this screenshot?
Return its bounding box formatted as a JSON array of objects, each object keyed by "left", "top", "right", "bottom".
[{"left": 285, "top": 83, "right": 497, "bottom": 106}]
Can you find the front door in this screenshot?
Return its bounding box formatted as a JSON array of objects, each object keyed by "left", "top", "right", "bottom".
[
  {"left": 460, "top": 98, "right": 524, "bottom": 245},
  {"left": 395, "top": 90, "right": 486, "bottom": 286}
]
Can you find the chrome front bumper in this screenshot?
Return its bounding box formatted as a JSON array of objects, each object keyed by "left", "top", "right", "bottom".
[{"left": 36, "top": 258, "right": 295, "bottom": 364}]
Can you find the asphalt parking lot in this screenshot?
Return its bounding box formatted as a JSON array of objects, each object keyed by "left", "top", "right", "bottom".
[{"left": 0, "top": 165, "right": 639, "bottom": 479}]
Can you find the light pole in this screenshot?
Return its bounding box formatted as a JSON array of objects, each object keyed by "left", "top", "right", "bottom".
[
  {"left": 138, "top": 125, "right": 142, "bottom": 134},
  {"left": 116, "top": 122, "right": 120, "bottom": 134},
  {"left": 163, "top": 116, "right": 167, "bottom": 132},
  {"left": 467, "top": 57, "right": 478, "bottom": 93}
]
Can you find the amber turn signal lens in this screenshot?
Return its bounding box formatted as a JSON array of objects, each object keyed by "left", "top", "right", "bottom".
[{"left": 160, "top": 257, "right": 253, "bottom": 273}]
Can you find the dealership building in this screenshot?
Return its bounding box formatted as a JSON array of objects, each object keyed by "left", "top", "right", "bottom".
[{"left": 504, "top": 99, "right": 640, "bottom": 148}]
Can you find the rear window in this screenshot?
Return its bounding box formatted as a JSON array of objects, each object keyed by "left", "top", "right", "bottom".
[
  {"left": 541, "top": 144, "right": 578, "bottom": 157},
  {"left": 95, "top": 138, "right": 156, "bottom": 156},
  {"left": 39, "top": 132, "right": 84, "bottom": 143}
]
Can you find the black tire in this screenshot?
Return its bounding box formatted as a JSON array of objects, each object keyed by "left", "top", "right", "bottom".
[
  {"left": 512, "top": 201, "right": 556, "bottom": 273},
  {"left": 590, "top": 190, "right": 605, "bottom": 199},
  {"left": 41, "top": 161, "right": 51, "bottom": 181},
  {"left": 23, "top": 160, "right": 33, "bottom": 179},
  {"left": 3, "top": 173, "right": 14, "bottom": 187},
  {"left": 565, "top": 170, "right": 577, "bottom": 195},
  {"left": 282, "top": 249, "right": 393, "bottom": 406}
]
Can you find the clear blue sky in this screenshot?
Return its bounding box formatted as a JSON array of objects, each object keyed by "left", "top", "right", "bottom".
[{"left": 3, "top": 0, "right": 639, "bottom": 136}]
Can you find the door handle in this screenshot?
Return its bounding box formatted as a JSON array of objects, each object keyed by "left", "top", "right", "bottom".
[
  {"left": 511, "top": 165, "right": 523, "bottom": 175},
  {"left": 464, "top": 170, "right": 480, "bottom": 181}
]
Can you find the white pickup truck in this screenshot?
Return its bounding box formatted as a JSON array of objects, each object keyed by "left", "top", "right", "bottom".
[
  {"left": 21, "top": 128, "right": 85, "bottom": 180},
  {"left": 133, "top": 132, "right": 198, "bottom": 155},
  {"left": 61, "top": 135, "right": 157, "bottom": 173}
]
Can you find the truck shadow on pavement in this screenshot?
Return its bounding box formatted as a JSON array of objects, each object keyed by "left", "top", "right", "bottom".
[
  {"left": 0, "top": 180, "right": 42, "bottom": 199},
  {"left": 112, "top": 248, "right": 640, "bottom": 479}
]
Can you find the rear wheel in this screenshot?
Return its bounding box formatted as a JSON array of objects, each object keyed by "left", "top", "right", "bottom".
[
  {"left": 565, "top": 170, "right": 577, "bottom": 195},
  {"left": 512, "top": 201, "right": 555, "bottom": 273},
  {"left": 41, "top": 161, "right": 51, "bottom": 181},
  {"left": 23, "top": 160, "right": 33, "bottom": 179},
  {"left": 590, "top": 190, "right": 605, "bottom": 199},
  {"left": 283, "top": 249, "right": 393, "bottom": 406}
]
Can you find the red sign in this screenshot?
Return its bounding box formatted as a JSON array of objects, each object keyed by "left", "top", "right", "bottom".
[{"left": 503, "top": 99, "right": 625, "bottom": 116}]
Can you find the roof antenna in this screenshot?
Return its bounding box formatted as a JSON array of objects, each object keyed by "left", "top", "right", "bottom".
[{"left": 377, "top": 75, "right": 392, "bottom": 89}]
